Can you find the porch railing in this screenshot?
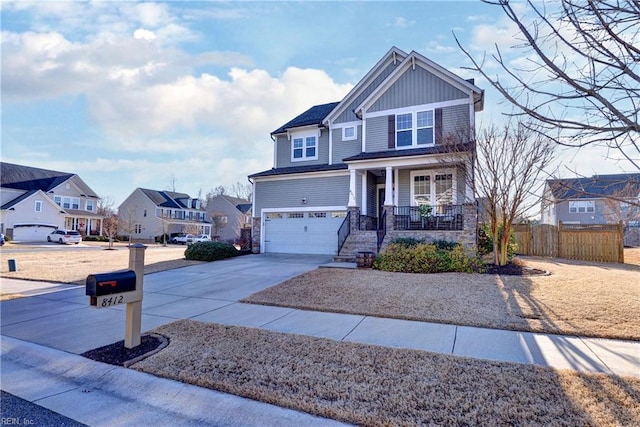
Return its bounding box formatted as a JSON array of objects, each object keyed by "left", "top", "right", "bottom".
[
  {"left": 358, "top": 215, "right": 377, "bottom": 231},
  {"left": 337, "top": 210, "right": 351, "bottom": 254},
  {"left": 394, "top": 205, "right": 464, "bottom": 231}
]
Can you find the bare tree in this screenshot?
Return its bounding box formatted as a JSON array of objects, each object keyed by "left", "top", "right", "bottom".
[
  {"left": 230, "top": 181, "right": 252, "bottom": 201},
  {"left": 210, "top": 212, "right": 228, "bottom": 239},
  {"left": 455, "top": 0, "right": 639, "bottom": 170},
  {"left": 167, "top": 174, "right": 177, "bottom": 192},
  {"left": 97, "top": 196, "right": 118, "bottom": 249},
  {"left": 476, "top": 120, "right": 556, "bottom": 265},
  {"left": 117, "top": 205, "right": 138, "bottom": 245}
]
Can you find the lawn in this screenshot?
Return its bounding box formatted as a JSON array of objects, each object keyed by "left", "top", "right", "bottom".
[{"left": 242, "top": 256, "right": 640, "bottom": 341}]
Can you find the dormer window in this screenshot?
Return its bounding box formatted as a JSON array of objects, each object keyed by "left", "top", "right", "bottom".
[{"left": 291, "top": 131, "right": 318, "bottom": 162}]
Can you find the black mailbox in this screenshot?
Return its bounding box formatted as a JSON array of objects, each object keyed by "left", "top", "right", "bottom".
[{"left": 86, "top": 270, "right": 137, "bottom": 297}]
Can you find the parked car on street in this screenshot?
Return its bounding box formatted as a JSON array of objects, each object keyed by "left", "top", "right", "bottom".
[
  {"left": 192, "top": 234, "right": 211, "bottom": 243},
  {"left": 47, "top": 230, "right": 82, "bottom": 244},
  {"left": 171, "top": 234, "right": 194, "bottom": 245}
]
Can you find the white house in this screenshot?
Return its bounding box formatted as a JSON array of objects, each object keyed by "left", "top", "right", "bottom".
[{"left": 0, "top": 162, "right": 103, "bottom": 241}]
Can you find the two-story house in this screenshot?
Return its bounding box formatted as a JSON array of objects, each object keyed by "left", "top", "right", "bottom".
[
  {"left": 249, "top": 47, "right": 484, "bottom": 256},
  {"left": 205, "top": 195, "right": 252, "bottom": 242},
  {"left": 0, "top": 162, "right": 103, "bottom": 241},
  {"left": 118, "top": 188, "right": 212, "bottom": 242},
  {"left": 541, "top": 173, "right": 640, "bottom": 246}
]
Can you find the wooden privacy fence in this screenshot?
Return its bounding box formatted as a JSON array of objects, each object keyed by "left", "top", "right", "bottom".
[{"left": 513, "top": 222, "right": 624, "bottom": 263}]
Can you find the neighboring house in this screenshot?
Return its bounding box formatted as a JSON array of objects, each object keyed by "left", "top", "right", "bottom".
[
  {"left": 205, "top": 195, "right": 252, "bottom": 242},
  {"left": 118, "top": 188, "right": 212, "bottom": 242},
  {"left": 249, "top": 47, "right": 484, "bottom": 256},
  {"left": 0, "top": 162, "right": 104, "bottom": 241},
  {"left": 541, "top": 173, "right": 640, "bottom": 246}
]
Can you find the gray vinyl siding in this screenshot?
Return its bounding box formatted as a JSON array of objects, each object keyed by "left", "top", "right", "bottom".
[
  {"left": 254, "top": 175, "right": 350, "bottom": 213},
  {"left": 365, "top": 115, "right": 388, "bottom": 153},
  {"left": 443, "top": 104, "right": 471, "bottom": 139},
  {"left": 369, "top": 67, "right": 468, "bottom": 112},
  {"left": 335, "top": 62, "right": 399, "bottom": 124},
  {"left": 275, "top": 129, "right": 330, "bottom": 168},
  {"left": 332, "top": 127, "right": 362, "bottom": 163},
  {"left": 556, "top": 199, "right": 608, "bottom": 224}
]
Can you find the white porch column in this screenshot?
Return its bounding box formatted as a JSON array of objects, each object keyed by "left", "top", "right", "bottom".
[
  {"left": 361, "top": 172, "right": 368, "bottom": 215},
  {"left": 465, "top": 157, "right": 474, "bottom": 202},
  {"left": 348, "top": 169, "right": 357, "bottom": 207},
  {"left": 384, "top": 166, "right": 393, "bottom": 205}
]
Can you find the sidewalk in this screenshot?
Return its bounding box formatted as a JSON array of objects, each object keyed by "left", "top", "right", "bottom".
[{"left": 2, "top": 254, "right": 639, "bottom": 425}]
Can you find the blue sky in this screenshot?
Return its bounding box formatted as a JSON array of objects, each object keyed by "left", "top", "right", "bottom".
[{"left": 2, "top": 1, "right": 633, "bottom": 207}]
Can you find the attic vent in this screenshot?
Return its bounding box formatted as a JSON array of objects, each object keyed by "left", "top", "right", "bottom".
[
  {"left": 412, "top": 56, "right": 416, "bottom": 70},
  {"left": 393, "top": 52, "right": 397, "bottom": 65}
]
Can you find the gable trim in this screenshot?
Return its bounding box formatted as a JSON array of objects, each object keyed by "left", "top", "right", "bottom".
[
  {"left": 354, "top": 51, "right": 483, "bottom": 116},
  {"left": 362, "top": 98, "right": 470, "bottom": 119},
  {"left": 323, "top": 46, "right": 408, "bottom": 126}
]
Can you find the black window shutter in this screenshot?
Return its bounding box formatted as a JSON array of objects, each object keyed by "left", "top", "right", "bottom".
[
  {"left": 435, "top": 108, "right": 443, "bottom": 144},
  {"left": 388, "top": 115, "right": 395, "bottom": 149}
]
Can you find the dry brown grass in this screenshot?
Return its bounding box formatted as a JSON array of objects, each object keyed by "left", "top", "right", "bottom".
[
  {"left": 134, "top": 320, "right": 640, "bottom": 427},
  {"left": 242, "top": 257, "right": 640, "bottom": 341},
  {"left": 0, "top": 242, "right": 201, "bottom": 293}
]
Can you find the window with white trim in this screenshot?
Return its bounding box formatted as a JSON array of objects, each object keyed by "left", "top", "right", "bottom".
[
  {"left": 291, "top": 132, "right": 318, "bottom": 161},
  {"left": 396, "top": 110, "right": 434, "bottom": 148},
  {"left": 54, "top": 196, "right": 62, "bottom": 207},
  {"left": 134, "top": 224, "right": 142, "bottom": 234},
  {"left": 342, "top": 126, "right": 356, "bottom": 141},
  {"left": 86, "top": 200, "right": 94, "bottom": 212},
  {"left": 35, "top": 200, "right": 43, "bottom": 212},
  {"left": 71, "top": 198, "right": 80, "bottom": 209},
  {"left": 569, "top": 200, "right": 595, "bottom": 213},
  {"left": 411, "top": 171, "right": 456, "bottom": 207}
]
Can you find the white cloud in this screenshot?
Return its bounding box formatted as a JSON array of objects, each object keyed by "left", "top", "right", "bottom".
[
  {"left": 133, "top": 29, "right": 156, "bottom": 41},
  {"left": 389, "top": 17, "right": 415, "bottom": 29}
]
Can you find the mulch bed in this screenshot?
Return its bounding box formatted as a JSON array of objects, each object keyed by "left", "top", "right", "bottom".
[
  {"left": 481, "top": 263, "right": 548, "bottom": 276},
  {"left": 81, "top": 335, "right": 165, "bottom": 367}
]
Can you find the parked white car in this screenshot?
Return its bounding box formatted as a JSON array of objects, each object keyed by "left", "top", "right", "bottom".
[
  {"left": 192, "top": 234, "right": 211, "bottom": 243},
  {"left": 171, "top": 234, "right": 194, "bottom": 245},
  {"left": 47, "top": 229, "right": 82, "bottom": 244}
]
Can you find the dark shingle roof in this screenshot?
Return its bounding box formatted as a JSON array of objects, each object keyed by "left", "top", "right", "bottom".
[
  {"left": 343, "top": 143, "right": 474, "bottom": 162},
  {"left": 547, "top": 173, "right": 640, "bottom": 199},
  {"left": 1, "top": 189, "right": 40, "bottom": 210},
  {"left": 271, "top": 102, "right": 340, "bottom": 135},
  {"left": 1, "top": 162, "right": 75, "bottom": 192},
  {"left": 139, "top": 188, "right": 183, "bottom": 208},
  {"left": 236, "top": 203, "right": 252, "bottom": 214},
  {"left": 249, "top": 163, "right": 348, "bottom": 179}
]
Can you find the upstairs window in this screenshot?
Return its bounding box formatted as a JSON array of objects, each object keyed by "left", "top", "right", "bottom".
[
  {"left": 35, "top": 200, "right": 43, "bottom": 212},
  {"left": 291, "top": 134, "right": 318, "bottom": 161},
  {"left": 396, "top": 113, "right": 413, "bottom": 147},
  {"left": 393, "top": 108, "right": 438, "bottom": 149},
  {"left": 569, "top": 200, "right": 595, "bottom": 213},
  {"left": 72, "top": 198, "right": 80, "bottom": 209},
  {"left": 342, "top": 126, "right": 357, "bottom": 141},
  {"left": 86, "top": 200, "right": 94, "bottom": 212}
]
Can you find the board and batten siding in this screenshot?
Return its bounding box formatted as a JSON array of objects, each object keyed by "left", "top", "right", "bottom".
[
  {"left": 369, "top": 67, "right": 468, "bottom": 113},
  {"left": 254, "top": 175, "right": 350, "bottom": 214},
  {"left": 332, "top": 127, "right": 362, "bottom": 163},
  {"left": 334, "top": 62, "right": 400, "bottom": 124},
  {"left": 275, "top": 130, "right": 330, "bottom": 168},
  {"left": 443, "top": 104, "right": 470, "bottom": 137}
]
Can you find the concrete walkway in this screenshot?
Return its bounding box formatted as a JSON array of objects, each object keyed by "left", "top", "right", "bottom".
[{"left": 2, "top": 253, "right": 639, "bottom": 426}]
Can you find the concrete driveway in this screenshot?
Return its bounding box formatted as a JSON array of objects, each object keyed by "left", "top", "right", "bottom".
[{"left": 1, "top": 253, "right": 332, "bottom": 354}]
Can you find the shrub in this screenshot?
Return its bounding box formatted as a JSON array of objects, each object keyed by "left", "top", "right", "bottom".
[
  {"left": 184, "top": 241, "right": 239, "bottom": 262},
  {"left": 477, "top": 224, "right": 518, "bottom": 259},
  {"left": 373, "top": 242, "right": 481, "bottom": 274}
]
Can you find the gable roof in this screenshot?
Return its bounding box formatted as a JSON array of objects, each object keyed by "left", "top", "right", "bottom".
[
  {"left": 249, "top": 163, "right": 348, "bottom": 179},
  {"left": 271, "top": 102, "right": 340, "bottom": 135},
  {"left": 1, "top": 162, "right": 75, "bottom": 193},
  {"left": 324, "top": 46, "right": 408, "bottom": 125},
  {"left": 354, "top": 50, "right": 484, "bottom": 116},
  {"left": 547, "top": 173, "right": 640, "bottom": 200},
  {"left": 212, "top": 195, "right": 252, "bottom": 213}
]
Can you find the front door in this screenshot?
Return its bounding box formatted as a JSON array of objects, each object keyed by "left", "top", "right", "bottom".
[{"left": 377, "top": 187, "right": 385, "bottom": 228}]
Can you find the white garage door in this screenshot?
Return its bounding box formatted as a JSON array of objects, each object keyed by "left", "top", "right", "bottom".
[
  {"left": 13, "top": 224, "right": 58, "bottom": 242},
  {"left": 264, "top": 211, "right": 347, "bottom": 255}
]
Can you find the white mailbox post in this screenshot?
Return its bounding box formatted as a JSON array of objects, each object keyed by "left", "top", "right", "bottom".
[{"left": 86, "top": 243, "right": 146, "bottom": 349}]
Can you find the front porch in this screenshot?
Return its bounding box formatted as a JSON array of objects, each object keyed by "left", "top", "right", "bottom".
[{"left": 337, "top": 203, "right": 477, "bottom": 260}]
